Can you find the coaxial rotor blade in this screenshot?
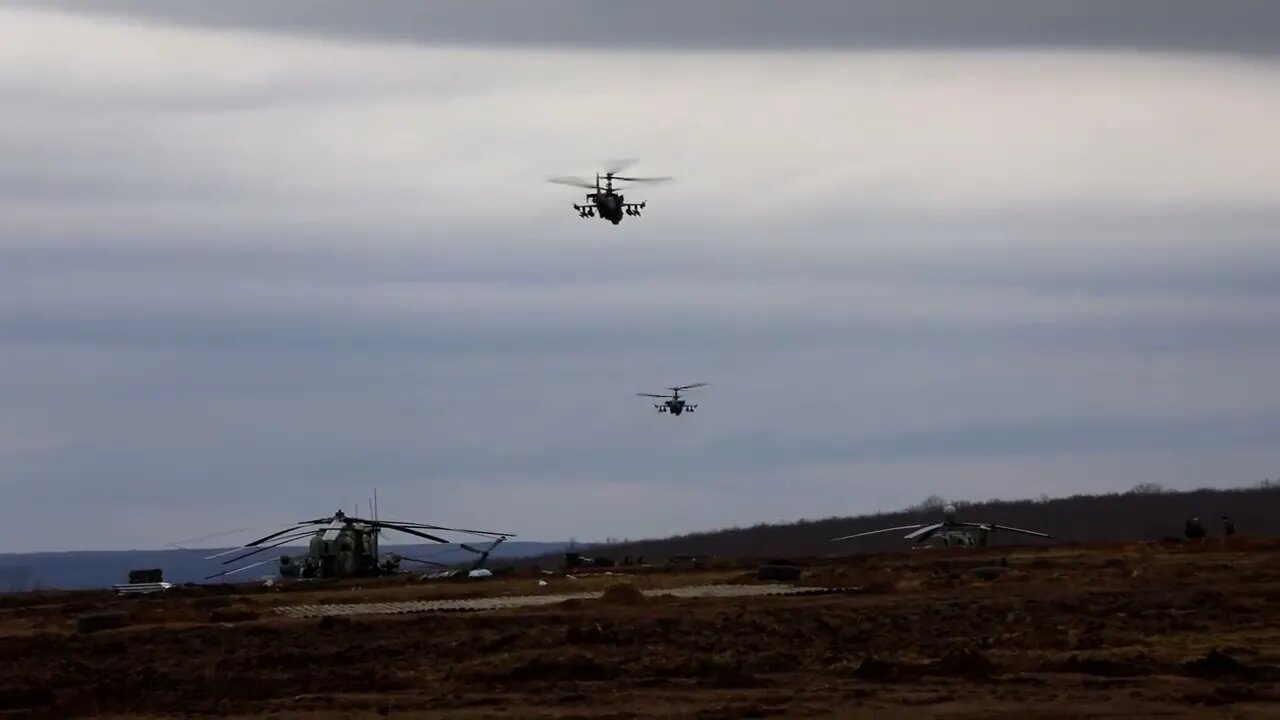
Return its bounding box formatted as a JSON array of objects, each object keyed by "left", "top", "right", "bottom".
[
  {"left": 548, "top": 176, "right": 597, "bottom": 188},
  {"left": 637, "top": 393, "right": 673, "bottom": 398},
  {"left": 602, "top": 158, "right": 638, "bottom": 175},
  {"left": 614, "top": 176, "right": 672, "bottom": 183},
  {"left": 830, "top": 524, "right": 927, "bottom": 542},
  {"left": 671, "top": 382, "right": 707, "bottom": 391}
]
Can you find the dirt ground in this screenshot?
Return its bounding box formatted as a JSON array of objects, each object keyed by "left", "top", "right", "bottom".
[{"left": 3, "top": 538, "right": 1280, "bottom": 718}]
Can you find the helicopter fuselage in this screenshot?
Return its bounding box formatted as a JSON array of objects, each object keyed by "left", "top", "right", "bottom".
[
  {"left": 656, "top": 398, "right": 696, "bottom": 415},
  {"left": 594, "top": 193, "right": 622, "bottom": 223},
  {"left": 574, "top": 190, "right": 647, "bottom": 224}
]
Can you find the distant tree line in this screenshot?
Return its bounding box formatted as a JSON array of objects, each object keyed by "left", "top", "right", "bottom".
[{"left": 525, "top": 479, "right": 1280, "bottom": 564}]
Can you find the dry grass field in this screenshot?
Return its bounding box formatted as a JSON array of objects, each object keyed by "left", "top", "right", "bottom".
[{"left": 3, "top": 537, "right": 1280, "bottom": 718}]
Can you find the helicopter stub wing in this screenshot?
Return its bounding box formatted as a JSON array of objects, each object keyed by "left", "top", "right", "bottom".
[{"left": 829, "top": 524, "right": 928, "bottom": 542}]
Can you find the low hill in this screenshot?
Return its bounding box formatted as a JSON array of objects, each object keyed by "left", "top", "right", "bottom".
[
  {"left": 536, "top": 480, "right": 1280, "bottom": 564},
  {"left": 0, "top": 541, "right": 568, "bottom": 592}
]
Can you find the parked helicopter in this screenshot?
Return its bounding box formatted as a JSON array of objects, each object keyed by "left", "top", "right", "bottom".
[
  {"left": 548, "top": 159, "right": 671, "bottom": 225},
  {"left": 829, "top": 504, "right": 1052, "bottom": 548},
  {"left": 203, "top": 507, "right": 516, "bottom": 581},
  {"left": 637, "top": 382, "right": 707, "bottom": 416}
]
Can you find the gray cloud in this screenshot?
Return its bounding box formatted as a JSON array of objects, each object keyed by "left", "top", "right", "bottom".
[
  {"left": 20, "top": 0, "right": 1280, "bottom": 55},
  {"left": 2, "top": 6, "right": 1279, "bottom": 552}
]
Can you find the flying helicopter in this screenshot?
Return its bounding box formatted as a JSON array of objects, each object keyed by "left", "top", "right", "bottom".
[
  {"left": 203, "top": 507, "right": 516, "bottom": 581},
  {"left": 829, "top": 504, "right": 1052, "bottom": 548},
  {"left": 637, "top": 382, "right": 707, "bottom": 416},
  {"left": 548, "top": 159, "right": 671, "bottom": 224}
]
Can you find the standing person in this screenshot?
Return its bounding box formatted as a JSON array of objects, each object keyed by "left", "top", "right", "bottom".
[
  {"left": 1185, "top": 517, "right": 1206, "bottom": 548},
  {"left": 1222, "top": 515, "right": 1236, "bottom": 548}
]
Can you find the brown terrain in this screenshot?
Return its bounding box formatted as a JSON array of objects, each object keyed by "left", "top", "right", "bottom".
[{"left": 3, "top": 537, "right": 1280, "bottom": 719}]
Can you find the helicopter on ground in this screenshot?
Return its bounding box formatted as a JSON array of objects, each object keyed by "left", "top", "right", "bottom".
[
  {"left": 548, "top": 159, "right": 671, "bottom": 225},
  {"left": 829, "top": 504, "right": 1052, "bottom": 548},
  {"left": 637, "top": 382, "right": 707, "bottom": 416},
  {"left": 203, "top": 506, "right": 516, "bottom": 581}
]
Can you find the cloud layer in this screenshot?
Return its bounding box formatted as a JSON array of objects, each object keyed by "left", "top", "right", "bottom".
[
  {"left": 21, "top": 0, "right": 1280, "bottom": 54},
  {"left": 2, "top": 6, "right": 1279, "bottom": 551}
]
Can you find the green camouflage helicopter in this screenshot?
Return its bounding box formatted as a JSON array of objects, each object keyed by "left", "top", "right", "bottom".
[{"left": 204, "top": 508, "right": 515, "bottom": 581}]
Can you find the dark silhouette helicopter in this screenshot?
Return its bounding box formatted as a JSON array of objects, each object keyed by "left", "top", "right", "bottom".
[
  {"left": 548, "top": 159, "right": 670, "bottom": 224},
  {"left": 637, "top": 382, "right": 707, "bottom": 416}
]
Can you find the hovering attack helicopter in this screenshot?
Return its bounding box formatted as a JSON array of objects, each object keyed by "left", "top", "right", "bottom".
[
  {"left": 204, "top": 507, "right": 516, "bottom": 581},
  {"left": 637, "top": 382, "right": 707, "bottom": 416},
  {"left": 830, "top": 504, "right": 1052, "bottom": 548},
  {"left": 548, "top": 159, "right": 671, "bottom": 224}
]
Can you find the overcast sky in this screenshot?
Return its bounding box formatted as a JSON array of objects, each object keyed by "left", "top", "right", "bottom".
[{"left": 2, "top": 2, "right": 1279, "bottom": 552}]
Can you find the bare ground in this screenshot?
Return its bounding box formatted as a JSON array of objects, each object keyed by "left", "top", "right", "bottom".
[{"left": 3, "top": 538, "right": 1280, "bottom": 718}]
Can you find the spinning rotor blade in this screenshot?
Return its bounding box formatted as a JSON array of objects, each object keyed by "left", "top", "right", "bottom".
[
  {"left": 548, "top": 176, "right": 597, "bottom": 189},
  {"left": 614, "top": 175, "right": 672, "bottom": 183},
  {"left": 637, "top": 392, "right": 673, "bottom": 398},
  {"left": 903, "top": 522, "right": 946, "bottom": 541},
  {"left": 602, "top": 158, "right": 638, "bottom": 175},
  {"left": 671, "top": 382, "right": 707, "bottom": 391},
  {"left": 830, "top": 524, "right": 927, "bottom": 542}
]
